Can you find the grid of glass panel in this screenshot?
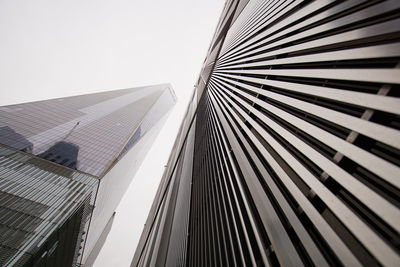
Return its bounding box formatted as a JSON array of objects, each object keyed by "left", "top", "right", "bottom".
[
  {"left": 0, "top": 145, "right": 98, "bottom": 266},
  {"left": 0, "top": 85, "right": 175, "bottom": 177}
]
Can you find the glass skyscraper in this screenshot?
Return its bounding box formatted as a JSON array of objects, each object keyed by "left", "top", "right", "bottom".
[
  {"left": 133, "top": 1, "right": 400, "bottom": 267},
  {"left": 0, "top": 84, "right": 176, "bottom": 266}
]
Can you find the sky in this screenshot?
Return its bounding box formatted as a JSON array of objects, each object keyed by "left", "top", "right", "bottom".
[{"left": 0, "top": 0, "right": 225, "bottom": 266}]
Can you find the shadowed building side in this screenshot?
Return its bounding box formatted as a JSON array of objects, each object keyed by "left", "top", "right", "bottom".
[{"left": 38, "top": 141, "right": 80, "bottom": 169}]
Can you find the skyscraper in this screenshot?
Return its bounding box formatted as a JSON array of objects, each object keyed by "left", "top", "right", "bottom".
[
  {"left": 132, "top": 1, "right": 400, "bottom": 266},
  {"left": 0, "top": 84, "right": 176, "bottom": 266}
]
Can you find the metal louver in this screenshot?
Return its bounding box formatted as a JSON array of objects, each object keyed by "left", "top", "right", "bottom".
[{"left": 133, "top": 1, "right": 400, "bottom": 266}]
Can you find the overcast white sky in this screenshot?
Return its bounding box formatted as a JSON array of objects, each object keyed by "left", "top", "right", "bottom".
[{"left": 0, "top": 0, "right": 225, "bottom": 266}]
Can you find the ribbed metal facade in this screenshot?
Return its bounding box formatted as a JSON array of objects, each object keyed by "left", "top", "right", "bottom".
[{"left": 132, "top": 1, "right": 400, "bottom": 266}]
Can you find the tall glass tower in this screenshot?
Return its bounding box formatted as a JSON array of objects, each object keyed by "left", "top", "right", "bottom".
[
  {"left": 133, "top": 1, "right": 400, "bottom": 267},
  {"left": 0, "top": 84, "right": 176, "bottom": 266}
]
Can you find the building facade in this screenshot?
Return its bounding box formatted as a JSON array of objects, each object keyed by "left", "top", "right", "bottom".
[
  {"left": 0, "top": 84, "right": 176, "bottom": 266},
  {"left": 132, "top": 1, "right": 400, "bottom": 266}
]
